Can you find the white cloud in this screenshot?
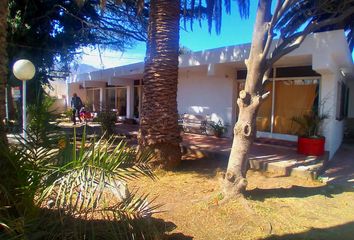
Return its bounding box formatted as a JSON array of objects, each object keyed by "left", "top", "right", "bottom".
[{"left": 79, "top": 47, "right": 145, "bottom": 69}]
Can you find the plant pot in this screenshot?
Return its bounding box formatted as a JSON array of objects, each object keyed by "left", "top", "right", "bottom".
[
  {"left": 297, "top": 136, "right": 325, "bottom": 156},
  {"left": 213, "top": 131, "right": 223, "bottom": 138}
]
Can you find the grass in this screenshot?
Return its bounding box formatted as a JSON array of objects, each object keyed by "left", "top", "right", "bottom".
[{"left": 131, "top": 159, "right": 354, "bottom": 240}]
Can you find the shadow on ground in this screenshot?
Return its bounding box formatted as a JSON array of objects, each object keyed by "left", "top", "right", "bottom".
[
  {"left": 261, "top": 221, "right": 354, "bottom": 240},
  {"left": 176, "top": 156, "right": 228, "bottom": 178},
  {"left": 0, "top": 207, "right": 193, "bottom": 240},
  {"left": 246, "top": 184, "right": 353, "bottom": 201}
]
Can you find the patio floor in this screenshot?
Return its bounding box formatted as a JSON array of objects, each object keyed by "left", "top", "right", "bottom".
[
  {"left": 182, "top": 133, "right": 328, "bottom": 179},
  {"left": 54, "top": 122, "right": 331, "bottom": 180}
]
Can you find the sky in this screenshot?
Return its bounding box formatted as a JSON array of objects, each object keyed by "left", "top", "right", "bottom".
[
  {"left": 81, "top": 1, "right": 259, "bottom": 69},
  {"left": 80, "top": 1, "right": 353, "bottom": 69}
]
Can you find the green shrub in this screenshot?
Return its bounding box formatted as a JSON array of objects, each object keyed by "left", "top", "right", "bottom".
[
  {"left": 208, "top": 120, "right": 227, "bottom": 137},
  {"left": 97, "top": 110, "right": 117, "bottom": 137},
  {"left": 0, "top": 127, "right": 162, "bottom": 239}
]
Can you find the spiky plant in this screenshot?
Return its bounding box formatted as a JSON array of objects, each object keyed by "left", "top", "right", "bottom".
[
  {"left": 292, "top": 112, "right": 328, "bottom": 138},
  {"left": 1, "top": 126, "right": 162, "bottom": 239}
]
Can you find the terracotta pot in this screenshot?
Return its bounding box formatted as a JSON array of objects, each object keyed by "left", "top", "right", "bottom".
[{"left": 297, "top": 136, "right": 325, "bottom": 156}]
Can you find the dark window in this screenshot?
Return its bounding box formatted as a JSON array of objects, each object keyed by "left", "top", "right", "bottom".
[
  {"left": 276, "top": 66, "right": 320, "bottom": 78},
  {"left": 336, "top": 81, "right": 348, "bottom": 121},
  {"left": 134, "top": 79, "right": 143, "bottom": 85},
  {"left": 236, "top": 70, "right": 247, "bottom": 79},
  {"left": 236, "top": 69, "right": 274, "bottom": 79}
]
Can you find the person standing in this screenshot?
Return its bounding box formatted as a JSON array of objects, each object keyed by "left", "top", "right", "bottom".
[{"left": 71, "top": 93, "right": 83, "bottom": 125}]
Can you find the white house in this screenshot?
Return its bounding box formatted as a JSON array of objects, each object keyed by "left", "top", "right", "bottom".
[{"left": 66, "top": 30, "right": 353, "bottom": 159}]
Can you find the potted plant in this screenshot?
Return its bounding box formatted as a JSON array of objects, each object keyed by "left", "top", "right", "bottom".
[
  {"left": 209, "top": 120, "right": 227, "bottom": 138},
  {"left": 292, "top": 112, "right": 328, "bottom": 156}
]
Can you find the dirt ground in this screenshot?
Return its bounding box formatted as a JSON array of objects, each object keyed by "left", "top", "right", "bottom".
[{"left": 132, "top": 157, "right": 354, "bottom": 240}]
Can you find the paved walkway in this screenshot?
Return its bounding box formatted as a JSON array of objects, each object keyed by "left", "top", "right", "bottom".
[
  {"left": 320, "top": 143, "right": 354, "bottom": 187},
  {"left": 19, "top": 122, "right": 352, "bottom": 184}
]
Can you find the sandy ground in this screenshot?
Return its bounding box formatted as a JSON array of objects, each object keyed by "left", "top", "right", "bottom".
[{"left": 132, "top": 159, "right": 354, "bottom": 240}]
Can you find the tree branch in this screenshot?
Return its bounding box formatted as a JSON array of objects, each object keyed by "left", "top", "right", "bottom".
[
  {"left": 268, "top": 5, "right": 354, "bottom": 67},
  {"left": 262, "top": 0, "right": 296, "bottom": 61}
]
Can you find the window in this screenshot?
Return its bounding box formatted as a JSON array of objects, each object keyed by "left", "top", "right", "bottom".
[
  {"left": 336, "top": 81, "right": 348, "bottom": 121},
  {"left": 236, "top": 66, "right": 320, "bottom": 136},
  {"left": 116, "top": 88, "right": 127, "bottom": 116},
  {"left": 86, "top": 88, "right": 101, "bottom": 112},
  {"left": 273, "top": 79, "right": 319, "bottom": 135},
  {"left": 106, "top": 88, "right": 116, "bottom": 110}
]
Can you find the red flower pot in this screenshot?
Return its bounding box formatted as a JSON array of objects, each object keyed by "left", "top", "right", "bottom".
[{"left": 297, "top": 136, "right": 325, "bottom": 156}]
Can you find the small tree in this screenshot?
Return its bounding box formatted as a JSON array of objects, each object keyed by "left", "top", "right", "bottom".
[{"left": 220, "top": 0, "right": 353, "bottom": 198}]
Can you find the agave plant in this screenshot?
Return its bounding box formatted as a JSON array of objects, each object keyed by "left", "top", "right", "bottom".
[
  {"left": 1, "top": 126, "right": 162, "bottom": 239},
  {"left": 292, "top": 112, "right": 328, "bottom": 138}
]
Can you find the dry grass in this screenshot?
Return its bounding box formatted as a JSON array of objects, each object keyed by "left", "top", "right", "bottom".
[{"left": 131, "top": 158, "right": 354, "bottom": 240}]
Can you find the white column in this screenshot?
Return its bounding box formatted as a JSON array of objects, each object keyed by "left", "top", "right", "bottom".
[
  {"left": 99, "top": 88, "right": 104, "bottom": 111},
  {"left": 320, "top": 72, "right": 344, "bottom": 159},
  {"left": 126, "top": 82, "right": 134, "bottom": 118},
  {"left": 22, "top": 81, "right": 27, "bottom": 139}
]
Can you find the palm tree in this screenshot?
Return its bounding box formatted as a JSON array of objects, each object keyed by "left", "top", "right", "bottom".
[
  {"left": 138, "top": 0, "right": 182, "bottom": 169},
  {"left": 0, "top": 0, "right": 8, "bottom": 147},
  {"left": 0, "top": 0, "right": 10, "bottom": 207}
]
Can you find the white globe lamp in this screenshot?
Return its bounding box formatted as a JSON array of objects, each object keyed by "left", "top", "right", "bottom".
[{"left": 13, "top": 59, "right": 36, "bottom": 139}]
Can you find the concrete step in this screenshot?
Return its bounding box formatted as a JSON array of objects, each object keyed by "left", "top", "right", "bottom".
[
  {"left": 249, "top": 152, "right": 329, "bottom": 179},
  {"left": 291, "top": 162, "right": 325, "bottom": 180},
  {"left": 182, "top": 143, "right": 329, "bottom": 180}
]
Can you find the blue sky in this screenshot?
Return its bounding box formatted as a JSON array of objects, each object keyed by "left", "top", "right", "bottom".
[
  {"left": 81, "top": 1, "right": 353, "bottom": 69},
  {"left": 82, "top": 1, "right": 258, "bottom": 69}
]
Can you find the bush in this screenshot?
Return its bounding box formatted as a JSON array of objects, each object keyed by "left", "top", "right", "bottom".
[{"left": 97, "top": 110, "right": 117, "bottom": 136}]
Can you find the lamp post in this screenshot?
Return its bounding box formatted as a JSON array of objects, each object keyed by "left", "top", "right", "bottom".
[{"left": 13, "top": 59, "right": 36, "bottom": 140}]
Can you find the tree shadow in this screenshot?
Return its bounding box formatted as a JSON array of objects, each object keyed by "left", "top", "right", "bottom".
[
  {"left": 176, "top": 155, "right": 228, "bottom": 178},
  {"left": 246, "top": 184, "right": 353, "bottom": 202},
  {"left": 0, "top": 207, "right": 193, "bottom": 240},
  {"left": 165, "top": 232, "right": 194, "bottom": 240},
  {"left": 260, "top": 221, "right": 354, "bottom": 240}
]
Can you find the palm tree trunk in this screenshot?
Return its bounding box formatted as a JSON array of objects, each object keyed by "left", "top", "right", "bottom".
[
  {"left": 223, "top": 0, "right": 271, "bottom": 198},
  {"left": 138, "top": 0, "right": 182, "bottom": 169},
  {"left": 0, "top": 0, "right": 10, "bottom": 207},
  {"left": 0, "top": 0, "right": 8, "bottom": 147}
]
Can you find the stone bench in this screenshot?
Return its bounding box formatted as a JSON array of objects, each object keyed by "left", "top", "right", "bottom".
[{"left": 180, "top": 114, "right": 209, "bottom": 135}]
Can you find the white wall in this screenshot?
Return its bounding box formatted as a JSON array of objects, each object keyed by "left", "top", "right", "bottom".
[
  {"left": 68, "top": 83, "right": 87, "bottom": 105},
  {"left": 319, "top": 72, "right": 345, "bottom": 159},
  {"left": 177, "top": 66, "right": 235, "bottom": 135}
]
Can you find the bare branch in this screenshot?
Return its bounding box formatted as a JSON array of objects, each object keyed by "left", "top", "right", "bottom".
[
  {"left": 268, "top": 5, "right": 354, "bottom": 67},
  {"left": 262, "top": 0, "right": 295, "bottom": 60}
]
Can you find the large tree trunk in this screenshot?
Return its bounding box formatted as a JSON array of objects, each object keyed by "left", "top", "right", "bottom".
[
  {"left": 223, "top": 0, "right": 271, "bottom": 198},
  {"left": 138, "top": 0, "right": 182, "bottom": 169},
  {"left": 0, "top": 0, "right": 8, "bottom": 147},
  {"left": 0, "top": 0, "right": 10, "bottom": 207}
]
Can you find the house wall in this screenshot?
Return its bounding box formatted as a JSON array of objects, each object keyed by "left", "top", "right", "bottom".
[
  {"left": 68, "top": 83, "right": 88, "bottom": 105},
  {"left": 177, "top": 66, "right": 235, "bottom": 135},
  {"left": 66, "top": 30, "right": 352, "bottom": 159},
  {"left": 45, "top": 80, "right": 68, "bottom": 113},
  {"left": 320, "top": 72, "right": 345, "bottom": 159},
  {"left": 310, "top": 30, "right": 352, "bottom": 159}
]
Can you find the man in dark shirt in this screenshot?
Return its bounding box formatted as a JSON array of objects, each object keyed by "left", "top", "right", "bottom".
[{"left": 71, "top": 93, "right": 83, "bottom": 125}]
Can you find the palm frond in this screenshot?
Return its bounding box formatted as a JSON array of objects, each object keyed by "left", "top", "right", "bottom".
[{"left": 37, "top": 127, "right": 155, "bottom": 215}]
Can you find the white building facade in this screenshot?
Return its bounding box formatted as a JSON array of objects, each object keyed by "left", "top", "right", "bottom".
[{"left": 67, "top": 30, "right": 353, "bottom": 159}]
